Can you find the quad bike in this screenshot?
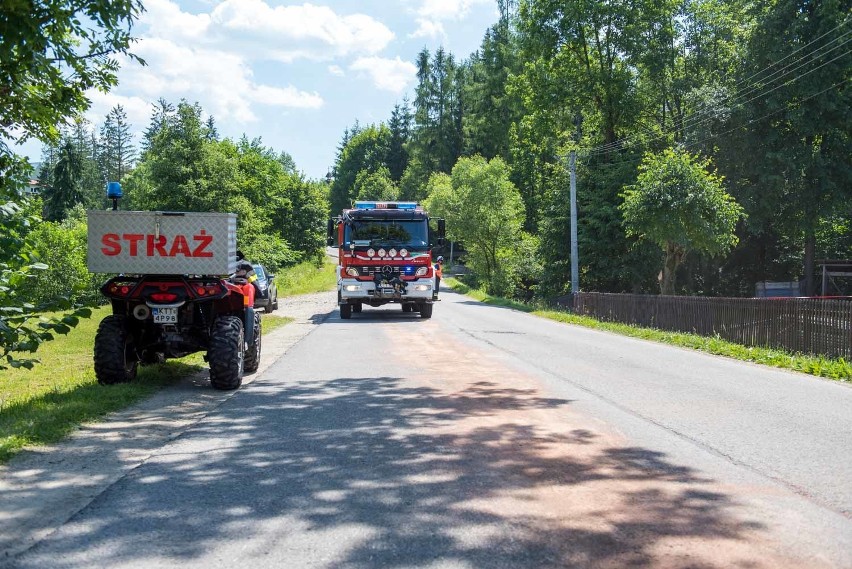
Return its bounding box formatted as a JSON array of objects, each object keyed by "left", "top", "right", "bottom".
[{"left": 94, "top": 274, "right": 261, "bottom": 390}]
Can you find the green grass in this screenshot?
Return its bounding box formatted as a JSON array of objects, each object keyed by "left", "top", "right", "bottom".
[
  {"left": 445, "top": 278, "right": 852, "bottom": 382},
  {"left": 0, "top": 307, "right": 294, "bottom": 464},
  {"left": 276, "top": 259, "right": 337, "bottom": 297}
]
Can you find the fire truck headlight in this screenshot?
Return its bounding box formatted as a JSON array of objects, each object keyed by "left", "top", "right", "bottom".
[
  {"left": 415, "top": 267, "right": 429, "bottom": 276},
  {"left": 414, "top": 284, "right": 431, "bottom": 291},
  {"left": 344, "top": 285, "right": 361, "bottom": 292},
  {"left": 345, "top": 267, "right": 360, "bottom": 277}
]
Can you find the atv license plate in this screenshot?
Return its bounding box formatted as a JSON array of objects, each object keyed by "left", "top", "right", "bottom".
[{"left": 152, "top": 307, "right": 178, "bottom": 324}]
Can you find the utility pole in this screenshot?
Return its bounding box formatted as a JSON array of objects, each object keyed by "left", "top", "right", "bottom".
[
  {"left": 570, "top": 113, "right": 582, "bottom": 301},
  {"left": 569, "top": 150, "right": 579, "bottom": 298}
]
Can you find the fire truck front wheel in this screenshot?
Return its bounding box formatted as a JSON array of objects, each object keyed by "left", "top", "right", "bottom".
[
  {"left": 208, "top": 316, "right": 244, "bottom": 390},
  {"left": 419, "top": 303, "right": 433, "bottom": 319},
  {"left": 94, "top": 315, "right": 138, "bottom": 385},
  {"left": 340, "top": 303, "right": 352, "bottom": 319}
]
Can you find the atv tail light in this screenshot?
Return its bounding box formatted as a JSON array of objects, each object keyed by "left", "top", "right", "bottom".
[
  {"left": 109, "top": 284, "right": 133, "bottom": 296},
  {"left": 195, "top": 284, "right": 222, "bottom": 297},
  {"left": 150, "top": 292, "right": 178, "bottom": 302}
]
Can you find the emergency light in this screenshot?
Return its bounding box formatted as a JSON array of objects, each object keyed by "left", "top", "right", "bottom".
[
  {"left": 353, "top": 201, "right": 418, "bottom": 210},
  {"left": 106, "top": 181, "right": 122, "bottom": 198}
]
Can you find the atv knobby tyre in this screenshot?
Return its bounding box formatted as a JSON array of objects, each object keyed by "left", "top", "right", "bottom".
[
  {"left": 94, "top": 315, "right": 138, "bottom": 385},
  {"left": 208, "top": 316, "right": 244, "bottom": 390},
  {"left": 244, "top": 312, "right": 262, "bottom": 373}
]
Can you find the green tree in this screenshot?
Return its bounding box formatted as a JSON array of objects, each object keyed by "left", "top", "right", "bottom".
[
  {"left": 0, "top": 0, "right": 144, "bottom": 157},
  {"left": 425, "top": 156, "right": 527, "bottom": 295},
  {"left": 329, "top": 125, "right": 391, "bottom": 213},
  {"left": 727, "top": 0, "right": 851, "bottom": 295},
  {"left": 99, "top": 105, "right": 136, "bottom": 183},
  {"left": 354, "top": 167, "right": 399, "bottom": 201},
  {"left": 387, "top": 101, "right": 413, "bottom": 182},
  {"left": 44, "top": 140, "right": 84, "bottom": 221},
  {"left": 621, "top": 148, "right": 744, "bottom": 295}
]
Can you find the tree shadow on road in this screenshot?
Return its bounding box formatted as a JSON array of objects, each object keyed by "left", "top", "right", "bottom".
[{"left": 10, "top": 376, "right": 769, "bottom": 568}]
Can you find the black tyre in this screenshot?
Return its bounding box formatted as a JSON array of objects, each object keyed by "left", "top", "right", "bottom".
[
  {"left": 208, "top": 315, "right": 244, "bottom": 390},
  {"left": 271, "top": 293, "right": 278, "bottom": 311},
  {"left": 419, "top": 303, "right": 433, "bottom": 319},
  {"left": 94, "top": 315, "right": 138, "bottom": 385},
  {"left": 352, "top": 302, "right": 362, "bottom": 313},
  {"left": 340, "top": 303, "right": 352, "bottom": 319},
  {"left": 244, "top": 312, "right": 262, "bottom": 373},
  {"left": 402, "top": 304, "right": 412, "bottom": 313}
]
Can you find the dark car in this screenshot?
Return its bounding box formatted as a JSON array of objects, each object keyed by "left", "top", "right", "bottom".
[{"left": 252, "top": 264, "right": 278, "bottom": 313}]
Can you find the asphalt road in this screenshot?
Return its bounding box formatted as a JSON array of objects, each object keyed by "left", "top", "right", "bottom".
[{"left": 3, "top": 287, "right": 851, "bottom": 568}]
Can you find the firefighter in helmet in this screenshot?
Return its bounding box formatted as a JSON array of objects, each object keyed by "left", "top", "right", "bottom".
[{"left": 433, "top": 255, "right": 444, "bottom": 300}]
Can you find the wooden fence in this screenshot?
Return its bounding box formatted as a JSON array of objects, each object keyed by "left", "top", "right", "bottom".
[{"left": 573, "top": 292, "right": 852, "bottom": 359}]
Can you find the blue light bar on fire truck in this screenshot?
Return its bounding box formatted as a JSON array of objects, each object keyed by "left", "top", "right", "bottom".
[{"left": 354, "top": 201, "right": 419, "bottom": 210}]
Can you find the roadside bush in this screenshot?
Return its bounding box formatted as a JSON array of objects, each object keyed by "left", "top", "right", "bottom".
[{"left": 24, "top": 209, "right": 101, "bottom": 305}]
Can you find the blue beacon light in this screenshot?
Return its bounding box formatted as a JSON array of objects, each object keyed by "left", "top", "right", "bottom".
[{"left": 106, "top": 181, "right": 122, "bottom": 210}]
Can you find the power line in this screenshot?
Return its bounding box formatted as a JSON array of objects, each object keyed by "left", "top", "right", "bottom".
[
  {"left": 582, "top": 76, "right": 851, "bottom": 169},
  {"left": 583, "top": 18, "right": 851, "bottom": 157},
  {"left": 587, "top": 43, "right": 851, "bottom": 158}
]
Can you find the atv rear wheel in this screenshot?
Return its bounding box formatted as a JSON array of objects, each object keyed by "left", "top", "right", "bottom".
[
  {"left": 244, "top": 312, "right": 262, "bottom": 373},
  {"left": 208, "top": 316, "right": 244, "bottom": 390},
  {"left": 94, "top": 315, "right": 138, "bottom": 385}
]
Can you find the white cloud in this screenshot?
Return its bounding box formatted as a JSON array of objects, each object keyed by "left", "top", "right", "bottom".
[
  {"left": 328, "top": 65, "right": 345, "bottom": 77},
  {"left": 204, "top": 0, "right": 394, "bottom": 62},
  {"left": 416, "top": 0, "right": 491, "bottom": 21},
  {"left": 113, "top": 37, "right": 322, "bottom": 124},
  {"left": 85, "top": 92, "right": 154, "bottom": 128},
  {"left": 138, "top": 0, "right": 394, "bottom": 63},
  {"left": 250, "top": 85, "right": 323, "bottom": 109},
  {"left": 349, "top": 57, "right": 417, "bottom": 94},
  {"left": 409, "top": 18, "right": 445, "bottom": 39}
]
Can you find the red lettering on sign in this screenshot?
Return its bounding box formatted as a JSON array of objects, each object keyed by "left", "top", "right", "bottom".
[
  {"left": 146, "top": 234, "right": 168, "bottom": 256},
  {"left": 192, "top": 230, "right": 214, "bottom": 258},
  {"left": 123, "top": 233, "right": 144, "bottom": 256},
  {"left": 101, "top": 234, "right": 121, "bottom": 256},
  {"left": 169, "top": 235, "right": 191, "bottom": 257}
]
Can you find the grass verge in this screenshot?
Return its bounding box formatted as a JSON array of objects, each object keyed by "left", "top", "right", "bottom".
[
  {"left": 276, "top": 259, "right": 337, "bottom": 297},
  {"left": 445, "top": 277, "right": 852, "bottom": 382}
]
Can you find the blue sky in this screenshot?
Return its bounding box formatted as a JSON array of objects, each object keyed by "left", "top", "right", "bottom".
[{"left": 19, "top": 0, "right": 500, "bottom": 180}]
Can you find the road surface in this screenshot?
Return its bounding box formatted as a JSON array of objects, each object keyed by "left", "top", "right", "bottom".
[{"left": 2, "top": 287, "right": 851, "bottom": 568}]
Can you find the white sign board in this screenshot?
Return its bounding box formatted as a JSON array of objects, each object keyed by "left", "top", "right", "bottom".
[{"left": 87, "top": 211, "right": 237, "bottom": 275}]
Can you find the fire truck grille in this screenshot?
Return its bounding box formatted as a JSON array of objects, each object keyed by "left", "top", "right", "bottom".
[{"left": 357, "top": 265, "right": 401, "bottom": 277}]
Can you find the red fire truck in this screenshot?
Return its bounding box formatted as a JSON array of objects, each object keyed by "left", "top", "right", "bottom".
[{"left": 327, "top": 201, "right": 445, "bottom": 319}]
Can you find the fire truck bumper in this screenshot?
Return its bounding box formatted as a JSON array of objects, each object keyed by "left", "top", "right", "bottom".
[{"left": 339, "top": 279, "right": 433, "bottom": 302}]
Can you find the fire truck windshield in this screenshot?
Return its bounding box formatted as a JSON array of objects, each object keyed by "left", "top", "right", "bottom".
[{"left": 345, "top": 220, "right": 429, "bottom": 249}]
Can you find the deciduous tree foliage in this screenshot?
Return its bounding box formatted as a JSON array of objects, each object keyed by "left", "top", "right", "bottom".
[
  {"left": 621, "top": 148, "right": 744, "bottom": 295},
  {"left": 126, "top": 100, "right": 327, "bottom": 270},
  {"left": 0, "top": 0, "right": 143, "bottom": 368},
  {"left": 425, "top": 156, "right": 528, "bottom": 295}
]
